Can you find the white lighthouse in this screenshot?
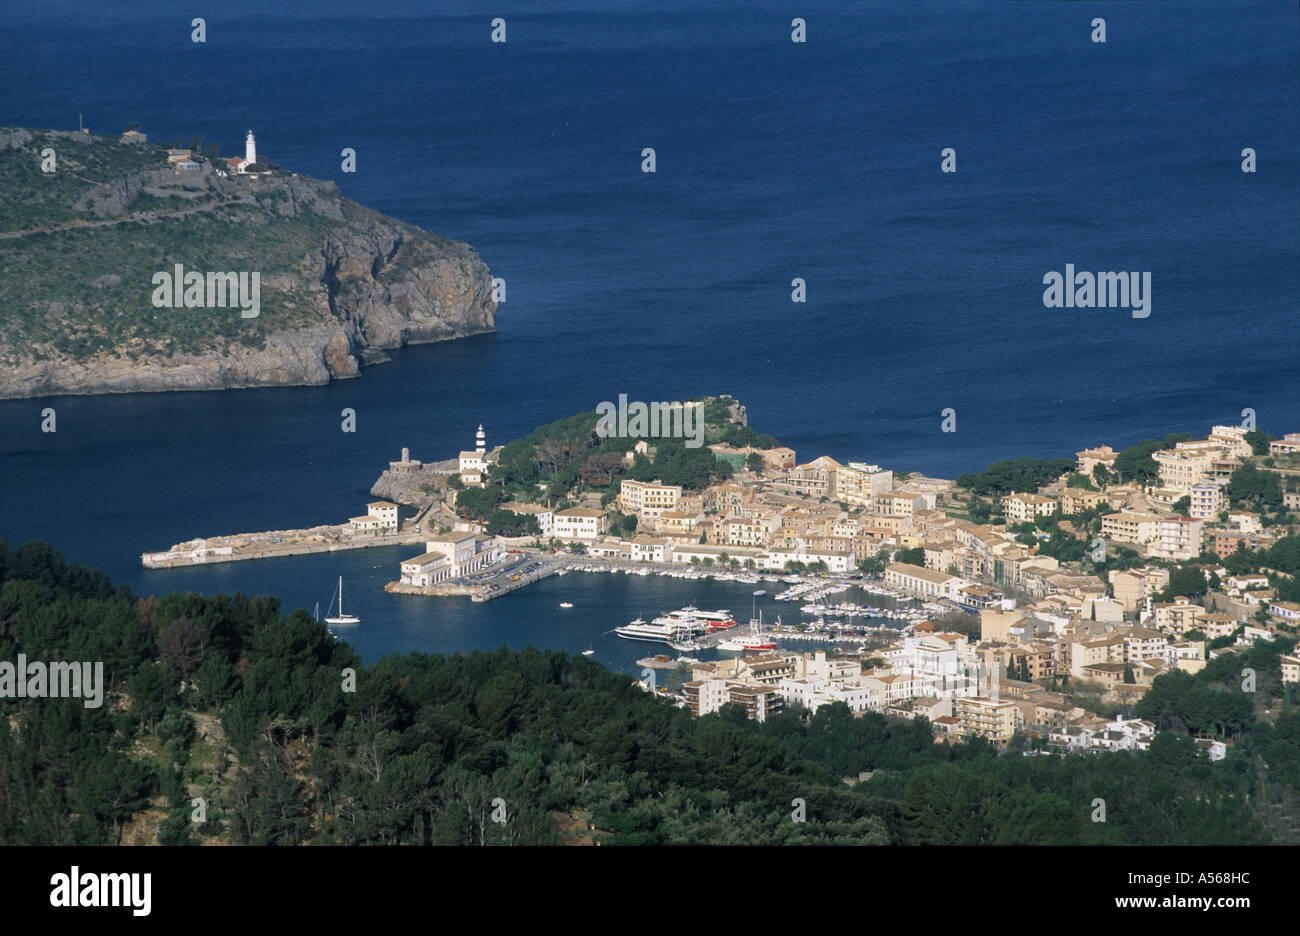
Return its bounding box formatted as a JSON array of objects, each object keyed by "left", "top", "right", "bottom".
[
  {"left": 475, "top": 424, "right": 486, "bottom": 456},
  {"left": 244, "top": 130, "right": 256, "bottom": 167}
]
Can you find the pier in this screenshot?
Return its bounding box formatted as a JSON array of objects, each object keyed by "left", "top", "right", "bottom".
[{"left": 141, "top": 524, "right": 426, "bottom": 569}]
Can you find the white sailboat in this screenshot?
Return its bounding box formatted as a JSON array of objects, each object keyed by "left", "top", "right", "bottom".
[{"left": 324, "top": 575, "right": 360, "bottom": 626}]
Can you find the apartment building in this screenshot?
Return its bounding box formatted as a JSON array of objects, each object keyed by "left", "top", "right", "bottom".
[
  {"left": 1069, "top": 636, "right": 1124, "bottom": 677},
  {"left": 778, "top": 676, "right": 876, "bottom": 714},
  {"left": 1151, "top": 597, "right": 1206, "bottom": 635},
  {"left": 1121, "top": 626, "right": 1169, "bottom": 663},
  {"left": 1152, "top": 516, "right": 1203, "bottom": 561},
  {"left": 873, "top": 490, "right": 933, "bottom": 518},
  {"left": 617, "top": 479, "right": 682, "bottom": 517},
  {"left": 1154, "top": 441, "right": 1224, "bottom": 492},
  {"left": 953, "top": 696, "right": 1019, "bottom": 743},
  {"left": 835, "top": 462, "right": 894, "bottom": 506},
  {"left": 1101, "top": 511, "right": 1160, "bottom": 547},
  {"left": 1188, "top": 481, "right": 1222, "bottom": 520},
  {"left": 1002, "top": 492, "right": 1059, "bottom": 525},
  {"left": 1108, "top": 566, "right": 1169, "bottom": 613}
]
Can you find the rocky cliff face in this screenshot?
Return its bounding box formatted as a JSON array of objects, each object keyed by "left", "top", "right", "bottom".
[{"left": 0, "top": 128, "right": 497, "bottom": 398}]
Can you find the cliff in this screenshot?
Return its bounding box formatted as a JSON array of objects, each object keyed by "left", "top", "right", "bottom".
[{"left": 0, "top": 128, "right": 497, "bottom": 398}]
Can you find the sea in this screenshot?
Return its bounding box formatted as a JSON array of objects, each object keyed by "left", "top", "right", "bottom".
[{"left": 1, "top": 0, "right": 1297, "bottom": 671}]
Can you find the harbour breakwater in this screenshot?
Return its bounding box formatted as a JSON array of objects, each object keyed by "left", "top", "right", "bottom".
[{"left": 141, "top": 524, "right": 425, "bottom": 568}]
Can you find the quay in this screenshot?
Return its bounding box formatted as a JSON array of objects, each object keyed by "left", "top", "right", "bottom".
[
  {"left": 638, "top": 655, "right": 691, "bottom": 670},
  {"left": 142, "top": 524, "right": 426, "bottom": 569},
  {"left": 385, "top": 554, "right": 565, "bottom": 602}
]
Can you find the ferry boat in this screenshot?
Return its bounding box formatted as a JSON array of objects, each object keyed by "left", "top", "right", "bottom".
[
  {"left": 651, "top": 606, "right": 738, "bottom": 632},
  {"left": 615, "top": 617, "right": 695, "bottom": 644}
]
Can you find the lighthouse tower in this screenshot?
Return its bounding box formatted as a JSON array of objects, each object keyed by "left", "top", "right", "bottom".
[
  {"left": 244, "top": 130, "right": 256, "bottom": 167},
  {"left": 475, "top": 424, "right": 486, "bottom": 456}
]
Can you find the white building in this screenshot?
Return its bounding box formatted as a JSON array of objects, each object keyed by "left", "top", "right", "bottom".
[
  {"left": 459, "top": 425, "right": 488, "bottom": 484},
  {"left": 629, "top": 536, "right": 672, "bottom": 563},
  {"left": 399, "top": 531, "right": 501, "bottom": 586},
  {"left": 348, "top": 499, "right": 398, "bottom": 533},
  {"left": 553, "top": 507, "right": 608, "bottom": 541},
  {"left": 885, "top": 562, "right": 962, "bottom": 599},
  {"left": 503, "top": 502, "right": 553, "bottom": 537}
]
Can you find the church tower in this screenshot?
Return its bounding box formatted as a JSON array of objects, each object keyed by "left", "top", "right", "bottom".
[
  {"left": 245, "top": 130, "right": 256, "bottom": 166},
  {"left": 475, "top": 424, "right": 486, "bottom": 456}
]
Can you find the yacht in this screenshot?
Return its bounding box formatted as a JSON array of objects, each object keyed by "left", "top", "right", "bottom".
[
  {"left": 324, "top": 576, "right": 360, "bottom": 626},
  {"left": 559, "top": 602, "right": 574, "bottom": 609}
]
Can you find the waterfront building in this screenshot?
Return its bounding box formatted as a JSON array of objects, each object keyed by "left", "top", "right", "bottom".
[
  {"left": 884, "top": 562, "right": 961, "bottom": 599},
  {"left": 398, "top": 531, "right": 502, "bottom": 586},
  {"left": 628, "top": 535, "right": 672, "bottom": 563},
  {"left": 552, "top": 506, "right": 608, "bottom": 540}
]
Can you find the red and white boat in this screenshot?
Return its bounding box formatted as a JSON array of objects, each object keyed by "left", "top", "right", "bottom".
[{"left": 717, "top": 613, "right": 779, "bottom": 652}]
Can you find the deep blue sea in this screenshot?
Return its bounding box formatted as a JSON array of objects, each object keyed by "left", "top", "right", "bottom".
[{"left": 1, "top": 0, "right": 1297, "bottom": 668}]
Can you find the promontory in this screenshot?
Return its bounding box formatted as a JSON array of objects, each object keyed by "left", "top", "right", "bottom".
[{"left": 0, "top": 127, "right": 497, "bottom": 398}]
